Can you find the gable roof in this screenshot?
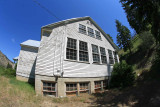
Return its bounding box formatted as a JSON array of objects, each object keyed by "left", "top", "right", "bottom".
[
  {"left": 20, "top": 40, "right": 40, "bottom": 48},
  {"left": 41, "top": 16, "right": 118, "bottom": 50}
]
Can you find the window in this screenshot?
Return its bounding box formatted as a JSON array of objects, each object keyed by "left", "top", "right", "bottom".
[
  {"left": 80, "top": 83, "right": 89, "bottom": 92},
  {"left": 95, "top": 30, "right": 101, "bottom": 40},
  {"left": 88, "top": 27, "right": 94, "bottom": 37},
  {"left": 108, "top": 49, "right": 114, "bottom": 64},
  {"left": 66, "top": 38, "right": 77, "bottom": 60},
  {"left": 100, "top": 47, "right": 107, "bottom": 64},
  {"left": 103, "top": 80, "right": 107, "bottom": 88},
  {"left": 79, "top": 24, "right": 86, "bottom": 34},
  {"left": 79, "top": 41, "right": 89, "bottom": 62},
  {"left": 43, "top": 81, "right": 56, "bottom": 96},
  {"left": 95, "top": 81, "right": 101, "bottom": 89},
  {"left": 66, "top": 83, "right": 77, "bottom": 91},
  {"left": 113, "top": 51, "right": 118, "bottom": 63},
  {"left": 92, "top": 44, "right": 100, "bottom": 63}
]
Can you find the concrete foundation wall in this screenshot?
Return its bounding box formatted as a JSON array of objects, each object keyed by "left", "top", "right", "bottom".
[
  {"left": 35, "top": 74, "right": 108, "bottom": 97},
  {"left": 16, "top": 75, "right": 35, "bottom": 83}
]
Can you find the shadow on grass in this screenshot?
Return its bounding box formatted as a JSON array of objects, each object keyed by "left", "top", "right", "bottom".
[{"left": 91, "top": 60, "right": 160, "bottom": 107}]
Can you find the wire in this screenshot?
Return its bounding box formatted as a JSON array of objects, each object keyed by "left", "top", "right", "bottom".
[{"left": 32, "top": 0, "right": 61, "bottom": 21}]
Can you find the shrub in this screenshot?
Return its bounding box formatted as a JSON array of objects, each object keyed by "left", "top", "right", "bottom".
[
  {"left": 110, "top": 60, "right": 135, "bottom": 88},
  {"left": 7, "top": 63, "right": 13, "bottom": 69},
  {"left": 0, "top": 66, "right": 16, "bottom": 78},
  {"left": 138, "top": 31, "right": 154, "bottom": 52}
]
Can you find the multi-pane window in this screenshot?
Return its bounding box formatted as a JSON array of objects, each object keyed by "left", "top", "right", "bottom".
[
  {"left": 108, "top": 49, "right": 114, "bottom": 64},
  {"left": 92, "top": 44, "right": 100, "bottom": 63},
  {"left": 79, "top": 41, "right": 89, "bottom": 62},
  {"left": 80, "top": 83, "right": 89, "bottom": 91},
  {"left": 103, "top": 80, "right": 107, "bottom": 88},
  {"left": 66, "top": 38, "right": 77, "bottom": 60},
  {"left": 95, "top": 81, "right": 101, "bottom": 89},
  {"left": 66, "top": 83, "right": 77, "bottom": 91},
  {"left": 88, "top": 27, "right": 94, "bottom": 37},
  {"left": 79, "top": 24, "right": 86, "bottom": 34},
  {"left": 100, "top": 47, "right": 107, "bottom": 64},
  {"left": 113, "top": 51, "right": 118, "bottom": 63},
  {"left": 95, "top": 30, "right": 101, "bottom": 40},
  {"left": 43, "top": 82, "right": 56, "bottom": 96}
]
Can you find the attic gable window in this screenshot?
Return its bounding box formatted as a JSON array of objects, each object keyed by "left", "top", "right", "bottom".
[
  {"left": 113, "top": 51, "right": 118, "bottom": 63},
  {"left": 92, "top": 44, "right": 100, "bottom": 63},
  {"left": 100, "top": 47, "right": 107, "bottom": 64},
  {"left": 66, "top": 38, "right": 77, "bottom": 60},
  {"left": 108, "top": 49, "right": 114, "bottom": 64},
  {"left": 88, "top": 27, "right": 95, "bottom": 37},
  {"left": 95, "top": 30, "right": 101, "bottom": 40},
  {"left": 79, "top": 41, "right": 89, "bottom": 62},
  {"left": 79, "top": 24, "right": 86, "bottom": 34}
]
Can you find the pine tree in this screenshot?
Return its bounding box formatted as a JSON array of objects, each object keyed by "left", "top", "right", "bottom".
[
  {"left": 116, "top": 20, "right": 132, "bottom": 54},
  {"left": 120, "top": 0, "right": 160, "bottom": 44}
]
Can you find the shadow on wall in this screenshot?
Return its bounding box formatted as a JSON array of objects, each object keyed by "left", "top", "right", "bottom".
[{"left": 28, "top": 57, "right": 37, "bottom": 87}]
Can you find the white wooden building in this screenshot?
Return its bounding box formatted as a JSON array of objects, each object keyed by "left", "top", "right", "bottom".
[{"left": 16, "top": 16, "right": 119, "bottom": 97}]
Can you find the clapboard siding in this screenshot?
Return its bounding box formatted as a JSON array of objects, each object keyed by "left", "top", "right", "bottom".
[
  {"left": 17, "top": 46, "right": 38, "bottom": 78},
  {"left": 36, "top": 19, "right": 116, "bottom": 77},
  {"left": 62, "top": 20, "right": 114, "bottom": 77},
  {"left": 35, "top": 26, "right": 66, "bottom": 76}
]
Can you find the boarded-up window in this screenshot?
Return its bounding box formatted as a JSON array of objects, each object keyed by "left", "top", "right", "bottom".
[
  {"left": 92, "top": 44, "right": 100, "bottom": 63},
  {"left": 43, "top": 81, "right": 56, "bottom": 96},
  {"left": 79, "top": 41, "right": 89, "bottom": 62},
  {"left": 95, "top": 30, "right": 101, "bottom": 40},
  {"left": 88, "top": 27, "right": 95, "bottom": 37},
  {"left": 108, "top": 49, "right": 114, "bottom": 64},
  {"left": 79, "top": 24, "right": 86, "bottom": 34},
  {"left": 100, "top": 47, "right": 107, "bottom": 64},
  {"left": 66, "top": 38, "right": 77, "bottom": 60}
]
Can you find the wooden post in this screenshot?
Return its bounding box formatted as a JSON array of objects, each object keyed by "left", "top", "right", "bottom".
[
  {"left": 77, "top": 83, "right": 80, "bottom": 96},
  {"left": 101, "top": 81, "right": 103, "bottom": 91}
]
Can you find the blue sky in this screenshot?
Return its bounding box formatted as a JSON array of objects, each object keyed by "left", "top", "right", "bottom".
[{"left": 0, "top": 0, "right": 133, "bottom": 62}]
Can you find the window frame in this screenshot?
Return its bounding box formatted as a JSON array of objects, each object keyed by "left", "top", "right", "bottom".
[
  {"left": 92, "top": 44, "right": 100, "bottom": 63},
  {"left": 42, "top": 81, "right": 56, "bottom": 96},
  {"left": 95, "top": 30, "right": 101, "bottom": 40},
  {"left": 66, "top": 38, "right": 77, "bottom": 61},
  {"left": 100, "top": 47, "right": 107, "bottom": 64},
  {"left": 94, "top": 81, "right": 101, "bottom": 89},
  {"left": 108, "top": 49, "right": 114, "bottom": 64},
  {"left": 79, "top": 24, "right": 87, "bottom": 34},
  {"left": 66, "top": 83, "right": 77, "bottom": 92},
  {"left": 79, "top": 82, "right": 89, "bottom": 92},
  {"left": 87, "top": 27, "right": 95, "bottom": 38},
  {"left": 79, "top": 41, "right": 89, "bottom": 62},
  {"left": 113, "top": 51, "right": 118, "bottom": 63}
]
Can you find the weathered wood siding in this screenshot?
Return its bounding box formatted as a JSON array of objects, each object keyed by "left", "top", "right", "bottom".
[
  {"left": 17, "top": 46, "right": 38, "bottom": 78},
  {"left": 36, "top": 19, "right": 117, "bottom": 77}
]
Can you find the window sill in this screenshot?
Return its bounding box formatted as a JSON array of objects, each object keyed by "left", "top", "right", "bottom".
[
  {"left": 64, "top": 59, "right": 90, "bottom": 64},
  {"left": 77, "top": 61, "right": 90, "bottom": 64},
  {"left": 92, "top": 62, "right": 101, "bottom": 65}
]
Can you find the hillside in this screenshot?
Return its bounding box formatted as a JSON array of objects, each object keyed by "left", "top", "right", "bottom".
[{"left": 0, "top": 51, "right": 14, "bottom": 68}]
